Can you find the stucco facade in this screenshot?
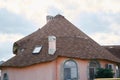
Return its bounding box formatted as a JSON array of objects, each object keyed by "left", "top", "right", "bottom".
[{"left": 1, "top": 57, "right": 118, "bottom": 80}]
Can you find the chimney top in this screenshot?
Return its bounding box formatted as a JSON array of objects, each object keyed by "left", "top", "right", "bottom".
[
  {"left": 46, "top": 15, "right": 54, "bottom": 22},
  {"left": 46, "top": 14, "right": 64, "bottom": 23},
  {"left": 54, "top": 14, "right": 64, "bottom": 18}
]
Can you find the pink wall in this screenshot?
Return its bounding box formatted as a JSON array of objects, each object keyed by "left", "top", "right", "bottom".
[
  {"left": 56, "top": 57, "right": 118, "bottom": 80},
  {"left": 1, "top": 61, "right": 56, "bottom": 80},
  {"left": 56, "top": 57, "right": 88, "bottom": 80},
  {"left": 1, "top": 57, "right": 118, "bottom": 80}
]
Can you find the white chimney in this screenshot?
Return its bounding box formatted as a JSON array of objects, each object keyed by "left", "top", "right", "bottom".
[
  {"left": 48, "top": 36, "right": 56, "bottom": 55},
  {"left": 46, "top": 15, "right": 54, "bottom": 22}
]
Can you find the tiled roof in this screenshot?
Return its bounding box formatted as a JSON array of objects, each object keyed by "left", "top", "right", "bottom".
[
  {"left": 1, "top": 15, "right": 120, "bottom": 68},
  {"left": 103, "top": 45, "right": 120, "bottom": 60}
]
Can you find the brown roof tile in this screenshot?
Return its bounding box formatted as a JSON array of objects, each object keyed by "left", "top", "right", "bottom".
[
  {"left": 1, "top": 15, "right": 120, "bottom": 68},
  {"left": 103, "top": 45, "right": 120, "bottom": 60}
]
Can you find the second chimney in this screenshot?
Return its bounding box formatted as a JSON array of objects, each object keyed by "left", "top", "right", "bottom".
[{"left": 46, "top": 15, "right": 54, "bottom": 22}]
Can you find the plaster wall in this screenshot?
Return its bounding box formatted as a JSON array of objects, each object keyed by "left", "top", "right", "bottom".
[
  {"left": 56, "top": 57, "right": 118, "bottom": 80},
  {"left": 1, "top": 57, "right": 118, "bottom": 80},
  {"left": 1, "top": 61, "right": 56, "bottom": 80}
]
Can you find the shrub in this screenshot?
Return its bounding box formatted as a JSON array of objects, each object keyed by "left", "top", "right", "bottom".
[{"left": 95, "top": 68, "right": 114, "bottom": 78}]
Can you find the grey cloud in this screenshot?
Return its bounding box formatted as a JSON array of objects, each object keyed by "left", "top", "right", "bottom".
[
  {"left": 0, "top": 8, "right": 37, "bottom": 35},
  {"left": 0, "top": 42, "right": 14, "bottom": 61},
  {"left": 73, "top": 12, "right": 118, "bottom": 34}
]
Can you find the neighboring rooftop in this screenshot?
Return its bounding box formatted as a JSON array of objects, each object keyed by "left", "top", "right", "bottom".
[
  {"left": 1, "top": 14, "right": 120, "bottom": 68},
  {"left": 103, "top": 45, "right": 120, "bottom": 60}
]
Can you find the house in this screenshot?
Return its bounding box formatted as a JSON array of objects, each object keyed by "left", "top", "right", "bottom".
[
  {"left": 103, "top": 46, "right": 120, "bottom": 77},
  {"left": 0, "top": 61, "right": 4, "bottom": 80},
  {"left": 103, "top": 46, "right": 120, "bottom": 60},
  {"left": 0, "top": 14, "right": 120, "bottom": 80}
]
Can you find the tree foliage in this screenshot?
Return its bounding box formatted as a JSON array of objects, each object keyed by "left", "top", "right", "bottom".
[{"left": 95, "top": 68, "right": 114, "bottom": 78}]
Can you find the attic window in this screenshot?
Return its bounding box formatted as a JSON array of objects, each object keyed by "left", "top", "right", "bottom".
[{"left": 32, "top": 46, "right": 42, "bottom": 54}]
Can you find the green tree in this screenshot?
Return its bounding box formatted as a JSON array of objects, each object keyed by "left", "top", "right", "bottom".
[{"left": 95, "top": 68, "right": 114, "bottom": 78}]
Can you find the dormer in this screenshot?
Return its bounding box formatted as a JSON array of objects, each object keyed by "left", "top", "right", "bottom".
[{"left": 13, "top": 43, "right": 24, "bottom": 55}]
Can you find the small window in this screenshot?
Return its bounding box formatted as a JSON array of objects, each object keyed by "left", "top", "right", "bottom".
[
  {"left": 106, "top": 64, "right": 114, "bottom": 70},
  {"left": 3, "top": 73, "right": 8, "bottom": 80},
  {"left": 32, "top": 46, "right": 42, "bottom": 54}
]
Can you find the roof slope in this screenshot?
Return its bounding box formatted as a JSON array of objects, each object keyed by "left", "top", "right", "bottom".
[
  {"left": 103, "top": 45, "right": 120, "bottom": 59},
  {"left": 1, "top": 15, "right": 120, "bottom": 67},
  {"left": 16, "top": 15, "right": 89, "bottom": 43}
]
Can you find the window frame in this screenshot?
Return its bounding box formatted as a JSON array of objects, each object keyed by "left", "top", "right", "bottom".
[
  {"left": 32, "top": 45, "right": 42, "bottom": 54},
  {"left": 3, "top": 73, "right": 8, "bottom": 80},
  {"left": 106, "top": 64, "right": 114, "bottom": 70},
  {"left": 88, "top": 60, "right": 100, "bottom": 80},
  {"left": 63, "top": 59, "right": 78, "bottom": 80}
]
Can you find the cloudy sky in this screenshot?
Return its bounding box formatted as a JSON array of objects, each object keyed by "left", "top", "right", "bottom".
[{"left": 0, "top": 0, "right": 120, "bottom": 61}]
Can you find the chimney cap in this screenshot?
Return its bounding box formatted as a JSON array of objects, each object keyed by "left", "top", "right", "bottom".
[
  {"left": 54, "top": 14, "right": 64, "bottom": 18},
  {"left": 46, "top": 15, "right": 54, "bottom": 22},
  {"left": 46, "top": 14, "right": 64, "bottom": 22}
]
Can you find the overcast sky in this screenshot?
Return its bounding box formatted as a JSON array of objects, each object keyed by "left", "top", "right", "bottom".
[{"left": 0, "top": 0, "right": 120, "bottom": 61}]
